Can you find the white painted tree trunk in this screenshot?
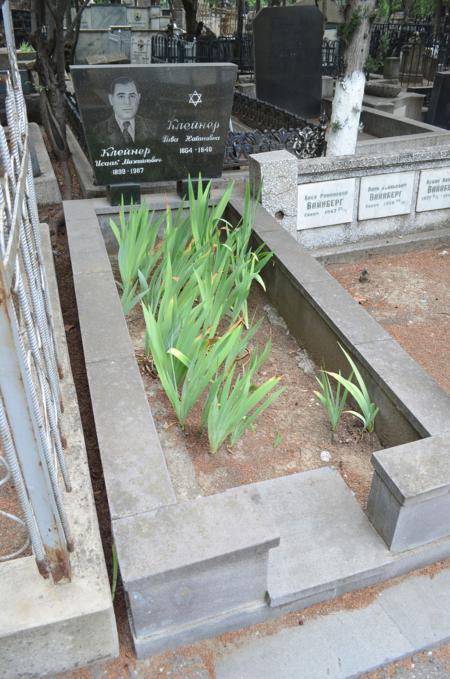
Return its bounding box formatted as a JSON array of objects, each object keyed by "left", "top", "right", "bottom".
[
  {"left": 325, "top": 0, "right": 378, "bottom": 158},
  {"left": 326, "top": 69, "right": 365, "bottom": 157}
]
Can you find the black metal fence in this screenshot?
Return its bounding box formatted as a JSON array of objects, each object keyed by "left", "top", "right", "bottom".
[
  {"left": 370, "top": 20, "right": 450, "bottom": 85},
  {"left": 151, "top": 34, "right": 254, "bottom": 74},
  {"left": 370, "top": 19, "right": 450, "bottom": 58},
  {"left": 322, "top": 40, "right": 342, "bottom": 77},
  {"left": 151, "top": 34, "right": 342, "bottom": 78}
]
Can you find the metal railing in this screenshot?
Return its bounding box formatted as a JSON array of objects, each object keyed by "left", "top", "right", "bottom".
[
  {"left": 0, "top": 0, "right": 73, "bottom": 582},
  {"left": 151, "top": 33, "right": 342, "bottom": 78},
  {"left": 66, "top": 88, "right": 327, "bottom": 171},
  {"left": 151, "top": 34, "right": 254, "bottom": 73},
  {"left": 370, "top": 20, "right": 450, "bottom": 86}
]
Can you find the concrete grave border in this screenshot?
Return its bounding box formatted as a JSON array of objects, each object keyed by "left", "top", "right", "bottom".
[
  {"left": 0, "top": 225, "right": 118, "bottom": 678},
  {"left": 29, "top": 123, "right": 62, "bottom": 206},
  {"left": 65, "top": 192, "right": 450, "bottom": 658}
]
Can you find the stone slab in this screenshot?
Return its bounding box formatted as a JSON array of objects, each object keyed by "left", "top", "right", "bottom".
[
  {"left": 74, "top": 270, "right": 135, "bottom": 364},
  {"left": 250, "top": 469, "right": 450, "bottom": 608},
  {"left": 301, "top": 276, "right": 391, "bottom": 347},
  {"left": 63, "top": 199, "right": 112, "bottom": 276},
  {"left": 113, "top": 485, "right": 279, "bottom": 584},
  {"left": 358, "top": 171, "right": 415, "bottom": 220},
  {"left": 354, "top": 338, "right": 450, "bottom": 437},
  {"left": 131, "top": 600, "right": 270, "bottom": 659},
  {"left": 313, "top": 224, "right": 450, "bottom": 265},
  {"left": 428, "top": 71, "right": 450, "bottom": 130},
  {"left": 416, "top": 166, "right": 450, "bottom": 212},
  {"left": 368, "top": 435, "right": 450, "bottom": 551},
  {"left": 371, "top": 435, "right": 450, "bottom": 505},
  {"left": 71, "top": 63, "right": 237, "bottom": 185},
  {"left": 298, "top": 178, "right": 355, "bottom": 229},
  {"left": 253, "top": 6, "right": 322, "bottom": 119},
  {"left": 215, "top": 569, "right": 450, "bottom": 679},
  {"left": 377, "top": 570, "right": 450, "bottom": 648},
  {"left": 128, "top": 547, "right": 272, "bottom": 641},
  {"left": 249, "top": 150, "right": 298, "bottom": 236},
  {"left": 87, "top": 356, "right": 176, "bottom": 520},
  {"left": 29, "top": 123, "right": 62, "bottom": 205}
]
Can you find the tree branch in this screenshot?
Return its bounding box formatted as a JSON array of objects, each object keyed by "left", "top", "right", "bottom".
[{"left": 66, "top": 0, "right": 90, "bottom": 38}]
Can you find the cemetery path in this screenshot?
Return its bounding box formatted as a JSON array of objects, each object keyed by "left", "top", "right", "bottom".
[{"left": 327, "top": 247, "right": 450, "bottom": 396}]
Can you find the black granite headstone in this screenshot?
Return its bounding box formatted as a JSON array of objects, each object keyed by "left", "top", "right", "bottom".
[
  {"left": 253, "top": 6, "right": 323, "bottom": 119},
  {"left": 70, "top": 63, "right": 237, "bottom": 186},
  {"left": 427, "top": 71, "right": 450, "bottom": 130}
]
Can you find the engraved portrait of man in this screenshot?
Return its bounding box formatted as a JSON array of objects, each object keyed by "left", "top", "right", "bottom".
[{"left": 94, "top": 76, "right": 155, "bottom": 146}]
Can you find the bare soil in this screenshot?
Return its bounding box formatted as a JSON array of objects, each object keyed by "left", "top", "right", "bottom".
[
  {"left": 0, "top": 462, "right": 31, "bottom": 561},
  {"left": 327, "top": 248, "right": 450, "bottom": 395}
]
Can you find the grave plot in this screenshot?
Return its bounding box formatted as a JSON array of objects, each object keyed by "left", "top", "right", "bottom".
[
  {"left": 126, "top": 281, "right": 379, "bottom": 506},
  {"left": 65, "top": 183, "right": 450, "bottom": 659},
  {"left": 327, "top": 248, "right": 450, "bottom": 396}
]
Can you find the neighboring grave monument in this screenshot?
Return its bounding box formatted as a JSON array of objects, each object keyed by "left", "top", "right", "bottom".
[
  {"left": 253, "top": 6, "right": 323, "bottom": 119},
  {"left": 428, "top": 71, "right": 450, "bottom": 130},
  {"left": 71, "top": 64, "right": 237, "bottom": 185}
]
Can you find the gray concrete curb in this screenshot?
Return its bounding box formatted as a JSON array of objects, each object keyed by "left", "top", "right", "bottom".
[
  {"left": 29, "top": 123, "right": 62, "bottom": 205},
  {"left": 215, "top": 566, "right": 450, "bottom": 679},
  {"left": 0, "top": 224, "right": 119, "bottom": 678}
]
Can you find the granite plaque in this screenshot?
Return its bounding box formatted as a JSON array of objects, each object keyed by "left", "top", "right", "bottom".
[
  {"left": 70, "top": 63, "right": 237, "bottom": 185},
  {"left": 253, "top": 6, "right": 323, "bottom": 119},
  {"left": 359, "top": 172, "right": 414, "bottom": 220},
  {"left": 427, "top": 71, "right": 450, "bottom": 130},
  {"left": 297, "top": 178, "right": 355, "bottom": 230},
  {"left": 416, "top": 167, "right": 450, "bottom": 212}
]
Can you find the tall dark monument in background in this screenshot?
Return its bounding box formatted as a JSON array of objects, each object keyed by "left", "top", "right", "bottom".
[
  {"left": 428, "top": 71, "right": 450, "bottom": 130},
  {"left": 253, "top": 6, "right": 323, "bottom": 120}
]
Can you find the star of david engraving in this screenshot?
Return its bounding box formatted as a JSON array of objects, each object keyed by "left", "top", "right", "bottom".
[{"left": 188, "top": 90, "right": 202, "bottom": 107}]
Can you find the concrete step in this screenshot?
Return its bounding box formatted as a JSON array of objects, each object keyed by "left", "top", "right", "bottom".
[
  {"left": 258, "top": 469, "right": 450, "bottom": 609},
  {"left": 215, "top": 568, "right": 450, "bottom": 679}
]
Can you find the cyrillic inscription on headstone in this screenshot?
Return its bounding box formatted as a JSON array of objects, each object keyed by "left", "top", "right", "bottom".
[
  {"left": 71, "top": 63, "right": 236, "bottom": 185},
  {"left": 359, "top": 172, "right": 414, "bottom": 220},
  {"left": 297, "top": 178, "right": 355, "bottom": 230},
  {"left": 416, "top": 167, "right": 450, "bottom": 212}
]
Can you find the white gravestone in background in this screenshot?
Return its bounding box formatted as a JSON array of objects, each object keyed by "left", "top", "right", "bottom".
[
  {"left": 416, "top": 167, "right": 450, "bottom": 212},
  {"left": 297, "top": 178, "right": 356, "bottom": 230},
  {"left": 359, "top": 172, "right": 415, "bottom": 220}
]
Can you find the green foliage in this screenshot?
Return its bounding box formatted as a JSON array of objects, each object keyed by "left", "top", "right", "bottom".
[
  {"left": 114, "top": 176, "right": 281, "bottom": 452},
  {"left": 18, "top": 41, "right": 34, "bottom": 53},
  {"left": 326, "top": 344, "right": 379, "bottom": 433},
  {"left": 201, "top": 329, "right": 284, "bottom": 453},
  {"left": 365, "top": 28, "right": 392, "bottom": 77},
  {"left": 314, "top": 368, "right": 352, "bottom": 432},
  {"left": 109, "top": 202, "right": 165, "bottom": 314},
  {"left": 337, "top": 7, "right": 364, "bottom": 48}
]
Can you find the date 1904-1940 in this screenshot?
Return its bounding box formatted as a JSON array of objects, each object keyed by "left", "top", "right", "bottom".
[{"left": 180, "top": 146, "right": 213, "bottom": 154}]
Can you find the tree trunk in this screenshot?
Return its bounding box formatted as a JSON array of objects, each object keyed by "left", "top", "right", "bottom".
[
  {"left": 403, "top": 0, "right": 414, "bottom": 21},
  {"left": 433, "top": 0, "right": 443, "bottom": 34},
  {"left": 182, "top": 0, "right": 199, "bottom": 36},
  {"left": 326, "top": 0, "right": 378, "bottom": 157}
]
